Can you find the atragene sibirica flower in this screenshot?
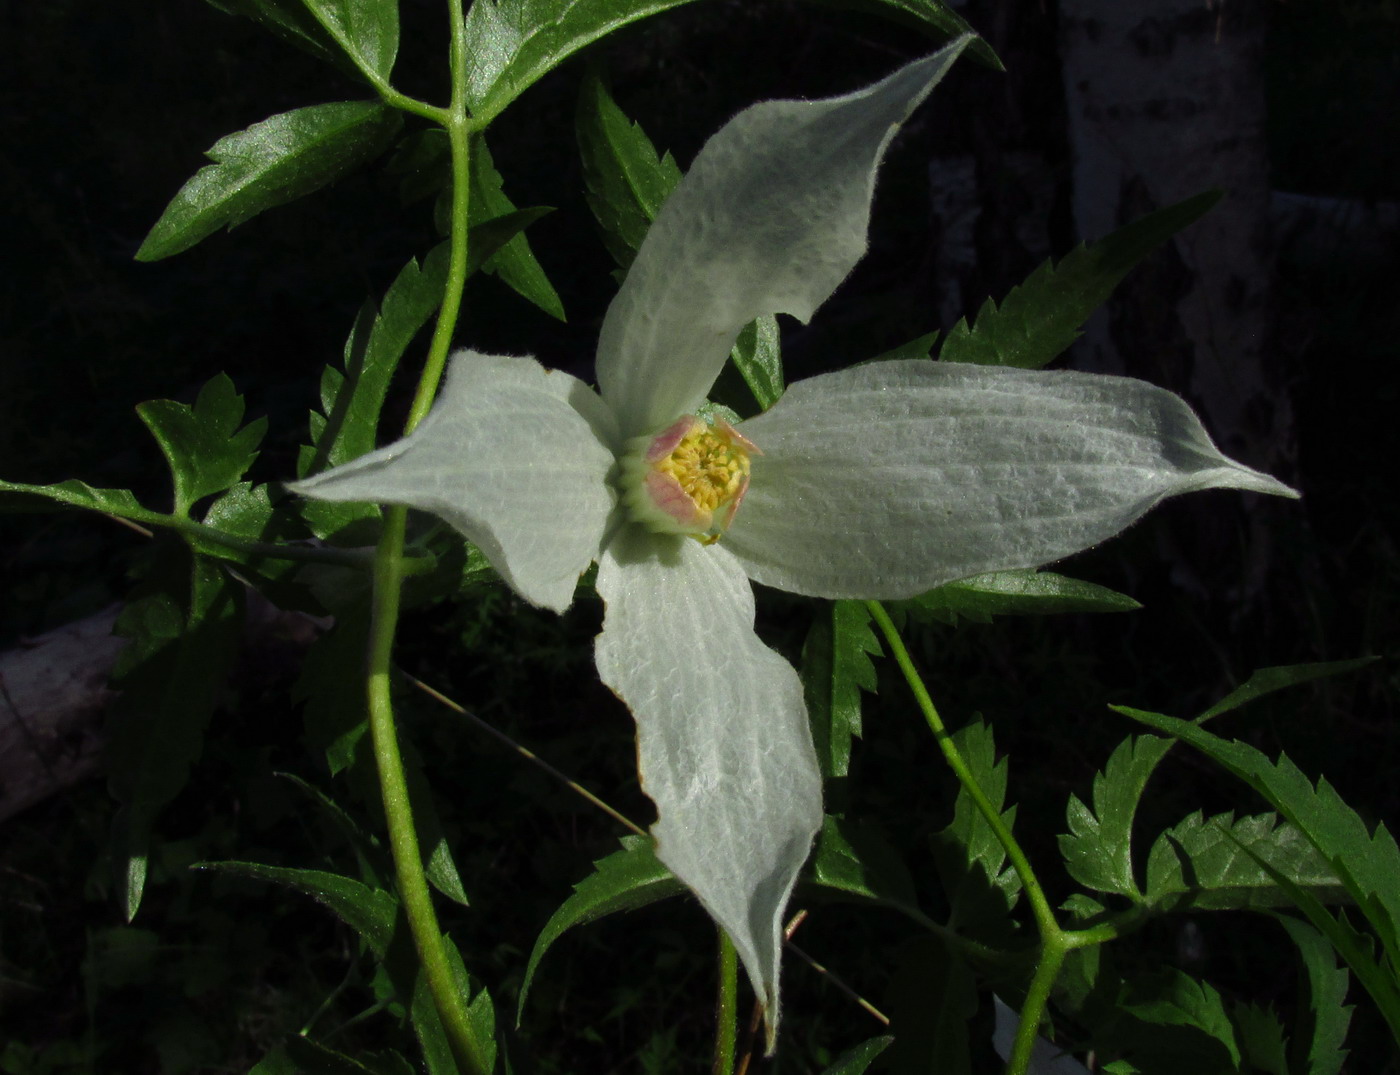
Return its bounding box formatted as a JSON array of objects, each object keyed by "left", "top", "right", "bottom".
[{"left": 290, "top": 36, "right": 1296, "bottom": 1043}]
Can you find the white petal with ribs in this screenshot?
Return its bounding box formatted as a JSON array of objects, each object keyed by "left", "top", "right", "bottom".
[
  {"left": 290, "top": 351, "right": 618, "bottom": 612},
  {"left": 725, "top": 361, "right": 1298, "bottom": 599},
  {"left": 595, "top": 37, "right": 972, "bottom": 439},
  {"left": 594, "top": 526, "right": 823, "bottom": 1043}
]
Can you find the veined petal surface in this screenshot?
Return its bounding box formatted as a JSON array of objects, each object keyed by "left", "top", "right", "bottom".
[
  {"left": 725, "top": 361, "right": 1297, "bottom": 599},
  {"left": 594, "top": 527, "right": 823, "bottom": 1042},
  {"left": 291, "top": 351, "right": 618, "bottom": 612},
  {"left": 595, "top": 38, "right": 971, "bottom": 439}
]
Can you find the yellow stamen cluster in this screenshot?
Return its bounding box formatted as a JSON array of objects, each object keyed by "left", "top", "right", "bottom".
[{"left": 621, "top": 415, "right": 758, "bottom": 543}]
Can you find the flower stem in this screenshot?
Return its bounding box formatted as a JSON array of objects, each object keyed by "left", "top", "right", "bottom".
[
  {"left": 864, "top": 601, "right": 1072, "bottom": 1075},
  {"left": 359, "top": 2, "right": 490, "bottom": 1071},
  {"left": 712, "top": 927, "right": 739, "bottom": 1075},
  {"left": 369, "top": 508, "right": 490, "bottom": 1075}
]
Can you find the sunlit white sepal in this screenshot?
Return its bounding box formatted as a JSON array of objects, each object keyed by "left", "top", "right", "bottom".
[
  {"left": 290, "top": 351, "right": 618, "bottom": 612},
  {"left": 594, "top": 526, "right": 823, "bottom": 1048},
  {"left": 724, "top": 361, "right": 1298, "bottom": 599},
  {"left": 595, "top": 37, "right": 973, "bottom": 439}
]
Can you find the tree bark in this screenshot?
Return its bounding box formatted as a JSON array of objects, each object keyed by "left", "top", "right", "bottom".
[{"left": 1059, "top": 0, "right": 1291, "bottom": 476}]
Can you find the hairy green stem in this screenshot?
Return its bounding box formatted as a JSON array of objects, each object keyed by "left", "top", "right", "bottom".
[
  {"left": 713, "top": 929, "right": 739, "bottom": 1075},
  {"left": 358, "top": 2, "right": 491, "bottom": 1071},
  {"left": 865, "top": 602, "right": 1059, "bottom": 938},
  {"left": 369, "top": 508, "right": 490, "bottom": 1075},
  {"left": 865, "top": 601, "right": 1073, "bottom": 1075}
]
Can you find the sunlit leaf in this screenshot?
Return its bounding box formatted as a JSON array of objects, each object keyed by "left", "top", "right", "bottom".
[
  {"left": 1058, "top": 734, "right": 1173, "bottom": 900},
  {"left": 897, "top": 569, "right": 1140, "bottom": 626},
  {"left": 517, "top": 835, "right": 683, "bottom": 1017},
  {"left": 1144, "top": 810, "right": 1343, "bottom": 913},
  {"left": 138, "top": 373, "right": 267, "bottom": 515},
  {"left": 576, "top": 65, "right": 682, "bottom": 269},
  {"left": 1231, "top": 1002, "right": 1290, "bottom": 1075},
  {"left": 939, "top": 192, "right": 1221, "bottom": 369},
  {"left": 1275, "top": 916, "right": 1352, "bottom": 1075},
  {"left": 301, "top": 0, "right": 400, "bottom": 82},
  {"left": 302, "top": 245, "right": 450, "bottom": 478},
  {"left": 934, "top": 721, "right": 1021, "bottom": 929},
  {"left": 801, "top": 599, "right": 881, "bottom": 779},
  {"left": 0, "top": 477, "right": 149, "bottom": 520},
  {"left": 1118, "top": 708, "right": 1400, "bottom": 965},
  {"left": 137, "top": 101, "right": 401, "bottom": 261}
]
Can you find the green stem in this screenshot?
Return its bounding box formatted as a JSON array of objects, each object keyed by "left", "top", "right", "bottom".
[
  {"left": 713, "top": 928, "right": 739, "bottom": 1075},
  {"left": 368, "top": 508, "right": 489, "bottom": 1075},
  {"left": 404, "top": 1, "right": 475, "bottom": 435},
  {"left": 865, "top": 601, "right": 1059, "bottom": 939},
  {"left": 865, "top": 601, "right": 1082, "bottom": 1075},
  {"left": 171, "top": 517, "right": 433, "bottom": 573},
  {"left": 357, "top": 2, "right": 490, "bottom": 1071}
]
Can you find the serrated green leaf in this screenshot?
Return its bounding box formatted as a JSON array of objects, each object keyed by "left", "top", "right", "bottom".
[
  {"left": 463, "top": 0, "right": 703, "bottom": 123},
  {"left": 517, "top": 835, "right": 684, "bottom": 1018},
  {"left": 195, "top": 860, "right": 398, "bottom": 956},
  {"left": 1231, "top": 1002, "right": 1290, "bottom": 1075},
  {"left": 820, "top": 1035, "right": 893, "bottom": 1075},
  {"left": 801, "top": 599, "right": 881, "bottom": 779},
  {"left": 809, "top": 815, "right": 925, "bottom": 923},
  {"left": 576, "top": 65, "right": 682, "bottom": 269},
  {"left": 939, "top": 191, "right": 1221, "bottom": 369},
  {"left": 138, "top": 373, "right": 266, "bottom": 515},
  {"left": 0, "top": 477, "right": 152, "bottom": 521},
  {"left": 1198, "top": 658, "right": 1377, "bottom": 720},
  {"left": 897, "top": 569, "right": 1140, "bottom": 626},
  {"left": 468, "top": 134, "right": 566, "bottom": 319},
  {"left": 1144, "top": 810, "right": 1343, "bottom": 913},
  {"left": 407, "top": 934, "right": 495, "bottom": 1075},
  {"left": 302, "top": 245, "right": 450, "bottom": 478},
  {"left": 301, "top": 0, "right": 399, "bottom": 83},
  {"left": 137, "top": 101, "right": 401, "bottom": 261},
  {"left": 1119, "top": 969, "right": 1241, "bottom": 1068},
  {"left": 1275, "top": 916, "right": 1352, "bottom": 1075},
  {"left": 107, "top": 556, "right": 243, "bottom": 918},
  {"left": 934, "top": 721, "right": 1021, "bottom": 928},
  {"left": 1058, "top": 734, "right": 1173, "bottom": 900},
  {"left": 1117, "top": 708, "right": 1400, "bottom": 968},
  {"left": 1242, "top": 847, "right": 1400, "bottom": 1051}
]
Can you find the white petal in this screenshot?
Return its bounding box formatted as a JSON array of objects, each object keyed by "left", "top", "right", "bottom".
[
  {"left": 993, "top": 996, "right": 1092, "bottom": 1075},
  {"left": 291, "top": 350, "right": 618, "bottom": 613},
  {"left": 594, "top": 526, "right": 823, "bottom": 1044},
  {"left": 725, "top": 361, "right": 1298, "bottom": 599},
  {"left": 595, "top": 38, "right": 972, "bottom": 439}
]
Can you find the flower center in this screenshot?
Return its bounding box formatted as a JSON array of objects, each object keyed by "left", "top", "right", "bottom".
[{"left": 621, "top": 415, "right": 758, "bottom": 544}]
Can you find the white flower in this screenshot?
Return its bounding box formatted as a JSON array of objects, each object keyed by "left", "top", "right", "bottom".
[{"left": 291, "top": 37, "right": 1295, "bottom": 1041}]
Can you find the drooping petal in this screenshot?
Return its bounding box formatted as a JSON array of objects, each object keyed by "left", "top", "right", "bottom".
[
  {"left": 724, "top": 360, "right": 1298, "bottom": 599},
  {"left": 594, "top": 526, "right": 823, "bottom": 1045},
  {"left": 291, "top": 351, "right": 618, "bottom": 613},
  {"left": 595, "top": 37, "right": 972, "bottom": 439}
]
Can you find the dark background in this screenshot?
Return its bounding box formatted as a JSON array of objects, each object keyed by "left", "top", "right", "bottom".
[{"left": 1, "top": 1, "right": 1396, "bottom": 1071}]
